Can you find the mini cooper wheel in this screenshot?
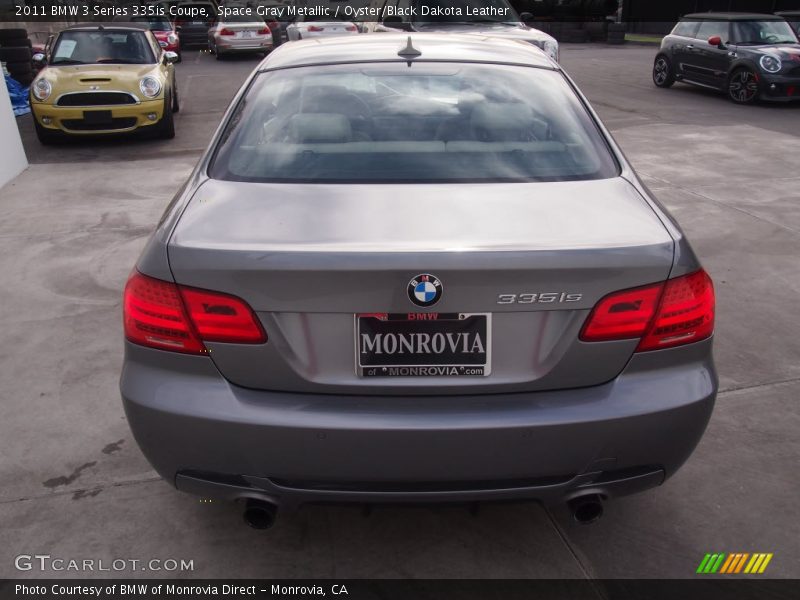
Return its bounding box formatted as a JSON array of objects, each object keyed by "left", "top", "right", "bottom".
[
  {"left": 156, "top": 94, "right": 175, "bottom": 139},
  {"left": 172, "top": 80, "right": 180, "bottom": 113},
  {"left": 728, "top": 68, "right": 760, "bottom": 104},
  {"left": 34, "top": 117, "right": 61, "bottom": 145},
  {"left": 652, "top": 55, "right": 675, "bottom": 88}
]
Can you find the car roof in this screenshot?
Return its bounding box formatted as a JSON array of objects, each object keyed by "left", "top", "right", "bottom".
[
  {"left": 259, "top": 33, "right": 556, "bottom": 72},
  {"left": 775, "top": 11, "right": 800, "bottom": 16},
  {"left": 682, "top": 12, "right": 785, "bottom": 21}
]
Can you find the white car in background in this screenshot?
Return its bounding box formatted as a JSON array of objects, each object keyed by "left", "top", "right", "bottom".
[
  {"left": 208, "top": 13, "right": 274, "bottom": 58},
  {"left": 285, "top": 0, "right": 360, "bottom": 41},
  {"left": 361, "top": 0, "right": 559, "bottom": 62}
]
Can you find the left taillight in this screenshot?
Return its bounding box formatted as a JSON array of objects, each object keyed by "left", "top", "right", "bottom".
[
  {"left": 258, "top": 26, "right": 270, "bottom": 35},
  {"left": 580, "top": 269, "right": 715, "bottom": 352},
  {"left": 219, "top": 28, "right": 235, "bottom": 36},
  {"left": 123, "top": 271, "right": 266, "bottom": 354}
]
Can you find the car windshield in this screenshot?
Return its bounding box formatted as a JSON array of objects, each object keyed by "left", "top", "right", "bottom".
[
  {"left": 414, "top": 0, "right": 516, "bottom": 24},
  {"left": 132, "top": 17, "right": 173, "bottom": 30},
  {"left": 51, "top": 30, "right": 155, "bottom": 65},
  {"left": 210, "top": 62, "right": 619, "bottom": 183},
  {"left": 731, "top": 20, "right": 798, "bottom": 44}
]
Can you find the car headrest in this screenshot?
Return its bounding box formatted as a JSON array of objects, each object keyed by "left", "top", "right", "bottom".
[
  {"left": 288, "top": 113, "right": 352, "bottom": 144},
  {"left": 470, "top": 102, "right": 536, "bottom": 141}
]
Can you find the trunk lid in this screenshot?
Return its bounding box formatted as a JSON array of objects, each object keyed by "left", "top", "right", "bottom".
[{"left": 167, "top": 178, "right": 674, "bottom": 394}]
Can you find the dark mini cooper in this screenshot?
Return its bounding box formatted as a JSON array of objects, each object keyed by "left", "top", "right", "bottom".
[{"left": 653, "top": 12, "right": 800, "bottom": 104}]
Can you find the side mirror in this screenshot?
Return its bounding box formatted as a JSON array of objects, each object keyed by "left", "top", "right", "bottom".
[
  {"left": 708, "top": 35, "right": 723, "bottom": 47},
  {"left": 32, "top": 52, "right": 47, "bottom": 68},
  {"left": 519, "top": 12, "right": 533, "bottom": 23},
  {"left": 164, "top": 51, "right": 179, "bottom": 63}
]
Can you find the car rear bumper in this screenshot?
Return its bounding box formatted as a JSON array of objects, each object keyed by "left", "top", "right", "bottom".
[
  {"left": 215, "top": 38, "right": 272, "bottom": 53},
  {"left": 31, "top": 99, "right": 164, "bottom": 135},
  {"left": 120, "top": 339, "right": 717, "bottom": 508}
]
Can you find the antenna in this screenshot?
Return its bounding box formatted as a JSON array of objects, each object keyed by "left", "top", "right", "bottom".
[{"left": 397, "top": 37, "right": 421, "bottom": 60}]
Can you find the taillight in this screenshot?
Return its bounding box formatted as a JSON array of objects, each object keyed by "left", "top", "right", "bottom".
[
  {"left": 180, "top": 287, "right": 266, "bottom": 344},
  {"left": 307, "top": 25, "right": 324, "bottom": 32},
  {"left": 123, "top": 272, "right": 266, "bottom": 354},
  {"left": 258, "top": 27, "right": 270, "bottom": 35},
  {"left": 580, "top": 282, "right": 663, "bottom": 342},
  {"left": 124, "top": 272, "right": 205, "bottom": 354},
  {"left": 637, "top": 270, "right": 714, "bottom": 351},
  {"left": 345, "top": 25, "right": 357, "bottom": 32},
  {"left": 580, "top": 269, "right": 714, "bottom": 352},
  {"left": 219, "top": 28, "right": 235, "bottom": 36}
]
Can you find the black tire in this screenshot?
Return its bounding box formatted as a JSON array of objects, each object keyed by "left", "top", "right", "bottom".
[
  {"left": 728, "top": 68, "right": 760, "bottom": 105},
  {"left": 6, "top": 60, "right": 32, "bottom": 74},
  {"left": 34, "top": 117, "right": 61, "bottom": 145},
  {"left": 606, "top": 32, "right": 626, "bottom": 44},
  {"left": 0, "top": 28, "right": 27, "bottom": 44},
  {"left": 156, "top": 94, "right": 175, "bottom": 139},
  {"left": 12, "top": 71, "right": 34, "bottom": 86},
  {"left": 171, "top": 80, "right": 180, "bottom": 113},
  {"left": 653, "top": 55, "right": 675, "bottom": 88},
  {"left": 0, "top": 45, "right": 32, "bottom": 62}
]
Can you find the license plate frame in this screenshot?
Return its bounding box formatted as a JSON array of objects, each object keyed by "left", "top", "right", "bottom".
[
  {"left": 355, "top": 313, "right": 491, "bottom": 378},
  {"left": 83, "top": 110, "right": 112, "bottom": 124}
]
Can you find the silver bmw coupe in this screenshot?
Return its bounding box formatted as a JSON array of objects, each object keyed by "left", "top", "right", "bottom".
[{"left": 121, "top": 34, "right": 717, "bottom": 528}]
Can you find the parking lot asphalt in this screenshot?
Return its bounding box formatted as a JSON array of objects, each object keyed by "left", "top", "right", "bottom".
[{"left": 2, "top": 44, "right": 799, "bottom": 581}]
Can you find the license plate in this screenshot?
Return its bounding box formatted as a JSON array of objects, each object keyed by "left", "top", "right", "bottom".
[
  {"left": 83, "top": 110, "right": 112, "bottom": 124},
  {"left": 356, "top": 313, "right": 491, "bottom": 377},
  {"left": 238, "top": 31, "right": 257, "bottom": 38}
]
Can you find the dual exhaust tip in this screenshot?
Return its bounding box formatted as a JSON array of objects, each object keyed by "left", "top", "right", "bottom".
[
  {"left": 243, "top": 499, "right": 278, "bottom": 530},
  {"left": 568, "top": 494, "right": 604, "bottom": 524},
  {"left": 242, "top": 494, "right": 604, "bottom": 529}
]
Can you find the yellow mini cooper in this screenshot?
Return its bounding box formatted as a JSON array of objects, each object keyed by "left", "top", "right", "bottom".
[{"left": 30, "top": 23, "right": 179, "bottom": 144}]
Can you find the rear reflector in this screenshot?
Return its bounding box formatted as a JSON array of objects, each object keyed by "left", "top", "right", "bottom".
[
  {"left": 124, "top": 271, "right": 266, "bottom": 354},
  {"left": 580, "top": 269, "right": 714, "bottom": 352}
]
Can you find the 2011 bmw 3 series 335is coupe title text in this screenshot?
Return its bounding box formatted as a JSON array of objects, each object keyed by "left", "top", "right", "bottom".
[{"left": 120, "top": 34, "right": 717, "bottom": 528}]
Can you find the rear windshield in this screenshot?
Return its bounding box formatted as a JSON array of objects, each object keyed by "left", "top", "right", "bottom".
[{"left": 210, "top": 62, "right": 619, "bottom": 183}]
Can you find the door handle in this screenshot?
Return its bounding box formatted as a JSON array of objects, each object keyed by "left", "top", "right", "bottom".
[{"left": 686, "top": 44, "right": 695, "bottom": 50}]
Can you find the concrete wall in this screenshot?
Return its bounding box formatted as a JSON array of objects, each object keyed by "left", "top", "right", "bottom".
[{"left": 0, "top": 77, "right": 28, "bottom": 189}]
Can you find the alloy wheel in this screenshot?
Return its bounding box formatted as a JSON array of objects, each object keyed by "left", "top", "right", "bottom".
[
  {"left": 653, "top": 58, "right": 669, "bottom": 85},
  {"left": 729, "top": 70, "right": 759, "bottom": 103}
]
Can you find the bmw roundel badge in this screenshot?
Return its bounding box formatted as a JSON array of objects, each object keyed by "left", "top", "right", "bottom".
[{"left": 408, "top": 274, "right": 443, "bottom": 308}]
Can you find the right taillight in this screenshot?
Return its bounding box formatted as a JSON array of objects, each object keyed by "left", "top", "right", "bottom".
[
  {"left": 123, "top": 271, "right": 266, "bottom": 355},
  {"left": 580, "top": 269, "right": 714, "bottom": 352},
  {"left": 637, "top": 269, "right": 714, "bottom": 351}
]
